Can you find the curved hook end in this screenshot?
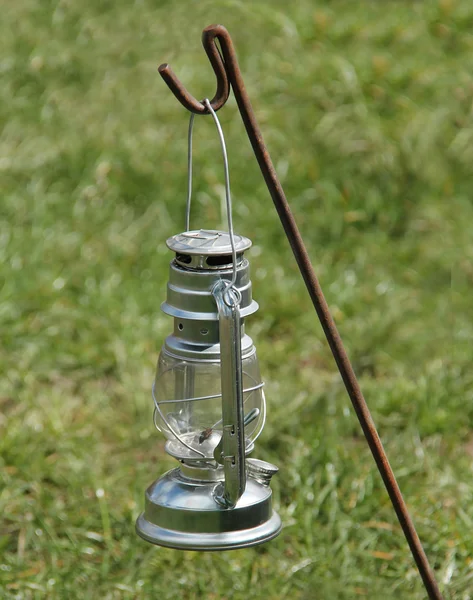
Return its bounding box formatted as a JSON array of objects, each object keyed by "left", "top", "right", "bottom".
[
  {"left": 158, "top": 63, "right": 207, "bottom": 114},
  {"left": 157, "top": 25, "right": 230, "bottom": 114},
  {"left": 202, "top": 23, "right": 229, "bottom": 39}
]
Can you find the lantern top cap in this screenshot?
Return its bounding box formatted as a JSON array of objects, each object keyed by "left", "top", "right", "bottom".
[{"left": 166, "top": 229, "right": 252, "bottom": 256}]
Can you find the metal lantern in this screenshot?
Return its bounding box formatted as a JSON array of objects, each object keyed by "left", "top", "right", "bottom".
[
  {"left": 135, "top": 229, "right": 281, "bottom": 550},
  {"left": 136, "top": 101, "right": 281, "bottom": 551}
]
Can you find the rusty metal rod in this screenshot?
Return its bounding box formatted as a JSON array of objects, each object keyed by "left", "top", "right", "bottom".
[
  {"left": 158, "top": 24, "right": 443, "bottom": 600},
  {"left": 159, "top": 29, "right": 229, "bottom": 114}
]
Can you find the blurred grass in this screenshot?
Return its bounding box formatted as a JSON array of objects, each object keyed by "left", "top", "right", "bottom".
[{"left": 1, "top": 0, "right": 473, "bottom": 598}]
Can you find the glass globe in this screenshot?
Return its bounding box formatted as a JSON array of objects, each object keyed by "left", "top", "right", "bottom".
[{"left": 153, "top": 347, "right": 265, "bottom": 460}]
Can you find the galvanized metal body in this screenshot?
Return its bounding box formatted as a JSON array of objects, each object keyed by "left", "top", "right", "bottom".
[
  {"left": 136, "top": 468, "right": 281, "bottom": 551},
  {"left": 162, "top": 231, "right": 258, "bottom": 323},
  {"left": 136, "top": 228, "right": 280, "bottom": 550}
]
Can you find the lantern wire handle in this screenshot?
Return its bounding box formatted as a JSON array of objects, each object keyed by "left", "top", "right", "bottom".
[
  {"left": 203, "top": 99, "right": 239, "bottom": 300},
  {"left": 185, "top": 113, "right": 195, "bottom": 232},
  {"left": 185, "top": 98, "right": 240, "bottom": 303}
]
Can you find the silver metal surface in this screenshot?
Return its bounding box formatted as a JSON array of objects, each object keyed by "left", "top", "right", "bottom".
[
  {"left": 136, "top": 511, "right": 281, "bottom": 551},
  {"left": 161, "top": 255, "right": 258, "bottom": 321},
  {"left": 212, "top": 281, "right": 245, "bottom": 507},
  {"left": 167, "top": 230, "right": 252, "bottom": 257},
  {"left": 135, "top": 467, "right": 281, "bottom": 551},
  {"left": 247, "top": 458, "right": 279, "bottom": 487},
  {"left": 210, "top": 387, "right": 261, "bottom": 464},
  {"left": 162, "top": 328, "right": 256, "bottom": 361}
]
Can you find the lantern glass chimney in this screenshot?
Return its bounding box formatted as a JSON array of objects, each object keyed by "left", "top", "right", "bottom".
[{"left": 154, "top": 347, "right": 265, "bottom": 461}]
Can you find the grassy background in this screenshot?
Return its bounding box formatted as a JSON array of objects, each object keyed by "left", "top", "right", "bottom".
[{"left": 1, "top": 0, "right": 473, "bottom": 598}]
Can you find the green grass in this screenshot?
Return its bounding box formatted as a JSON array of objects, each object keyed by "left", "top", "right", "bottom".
[{"left": 1, "top": 0, "right": 473, "bottom": 598}]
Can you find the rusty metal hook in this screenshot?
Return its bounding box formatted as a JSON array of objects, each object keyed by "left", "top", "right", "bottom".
[
  {"left": 157, "top": 25, "right": 444, "bottom": 600},
  {"left": 158, "top": 24, "right": 230, "bottom": 114}
]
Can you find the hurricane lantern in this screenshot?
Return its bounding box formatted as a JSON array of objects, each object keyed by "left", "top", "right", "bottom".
[{"left": 135, "top": 228, "right": 281, "bottom": 550}]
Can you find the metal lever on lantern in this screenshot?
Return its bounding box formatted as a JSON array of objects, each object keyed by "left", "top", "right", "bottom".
[{"left": 212, "top": 281, "right": 245, "bottom": 507}]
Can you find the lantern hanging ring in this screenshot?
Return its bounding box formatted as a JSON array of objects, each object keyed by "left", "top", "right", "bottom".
[{"left": 156, "top": 23, "right": 443, "bottom": 600}]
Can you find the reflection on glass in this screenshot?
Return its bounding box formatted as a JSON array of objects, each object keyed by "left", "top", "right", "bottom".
[{"left": 154, "top": 349, "right": 265, "bottom": 458}]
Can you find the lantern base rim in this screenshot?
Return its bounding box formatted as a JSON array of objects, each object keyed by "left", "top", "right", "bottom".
[
  {"left": 135, "top": 467, "right": 281, "bottom": 551},
  {"left": 135, "top": 509, "right": 281, "bottom": 551}
]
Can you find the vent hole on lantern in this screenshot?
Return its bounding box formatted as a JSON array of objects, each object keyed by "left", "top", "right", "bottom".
[
  {"left": 206, "top": 255, "right": 233, "bottom": 267},
  {"left": 176, "top": 253, "right": 192, "bottom": 264},
  {"left": 178, "top": 323, "right": 184, "bottom": 331},
  {"left": 200, "top": 328, "right": 209, "bottom": 336}
]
